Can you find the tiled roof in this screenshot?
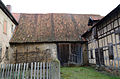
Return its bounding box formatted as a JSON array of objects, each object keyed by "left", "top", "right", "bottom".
[
  {"left": 90, "top": 16, "right": 103, "bottom": 20},
  {"left": 12, "top": 13, "right": 21, "bottom": 22},
  {"left": 10, "top": 13, "right": 102, "bottom": 43}
]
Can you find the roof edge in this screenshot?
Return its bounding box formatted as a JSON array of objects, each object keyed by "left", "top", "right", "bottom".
[
  {"left": 10, "top": 41, "right": 87, "bottom": 44},
  {"left": 0, "top": 0, "right": 18, "bottom": 25},
  {"left": 82, "top": 4, "right": 120, "bottom": 37}
]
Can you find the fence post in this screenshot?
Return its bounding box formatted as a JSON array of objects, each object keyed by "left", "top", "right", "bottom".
[
  {"left": 10, "top": 64, "right": 13, "bottom": 79},
  {"left": 22, "top": 63, "right": 26, "bottom": 79},
  {"left": 40, "top": 62, "right": 42, "bottom": 79},
  {"left": 26, "top": 63, "right": 29, "bottom": 79},
  {"left": 37, "top": 62, "right": 39, "bottom": 79},
  {"left": 17, "top": 64, "right": 21, "bottom": 79},
  {"left": 43, "top": 62, "right": 45, "bottom": 79},
  {"left": 34, "top": 62, "right": 36, "bottom": 79},
  {"left": 52, "top": 60, "right": 60, "bottom": 79},
  {"left": 2, "top": 64, "right": 5, "bottom": 79},
  {"left": 31, "top": 63, "right": 33, "bottom": 79}
]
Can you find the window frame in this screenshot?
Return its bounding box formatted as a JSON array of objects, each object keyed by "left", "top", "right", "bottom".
[
  {"left": 90, "top": 49, "right": 94, "bottom": 59},
  {"left": 3, "top": 20, "right": 7, "bottom": 34}
]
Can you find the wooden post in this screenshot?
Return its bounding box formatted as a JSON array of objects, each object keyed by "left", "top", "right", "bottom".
[
  {"left": 16, "top": 49, "right": 17, "bottom": 64},
  {"left": 68, "top": 44, "right": 71, "bottom": 64}
]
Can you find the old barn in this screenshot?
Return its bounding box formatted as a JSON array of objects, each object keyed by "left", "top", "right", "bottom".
[{"left": 10, "top": 13, "right": 102, "bottom": 66}]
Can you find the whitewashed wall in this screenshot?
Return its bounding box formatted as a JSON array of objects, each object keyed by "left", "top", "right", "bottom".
[{"left": 0, "top": 9, "right": 16, "bottom": 64}]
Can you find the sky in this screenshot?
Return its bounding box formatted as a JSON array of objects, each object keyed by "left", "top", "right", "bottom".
[{"left": 1, "top": 0, "right": 120, "bottom": 16}]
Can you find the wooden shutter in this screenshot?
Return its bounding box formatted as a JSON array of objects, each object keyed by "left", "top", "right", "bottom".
[
  {"left": 92, "top": 27, "right": 98, "bottom": 39},
  {"left": 108, "top": 43, "right": 114, "bottom": 59},
  {"left": 3, "top": 21, "right": 7, "bottom": 34},
  {"left": 100, "top": 48, "right": 104, "bottom": 65},
  {"left": 95, "top": 48, "right": 100, "bottom": 65}
]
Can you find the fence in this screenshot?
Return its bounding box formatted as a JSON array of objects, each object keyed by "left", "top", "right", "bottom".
[{"left": 0, "top": 61, "right": 60, "bottom": 79}]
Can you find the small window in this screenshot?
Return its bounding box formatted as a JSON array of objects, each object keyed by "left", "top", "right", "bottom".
[
  {"left": 5, "top": 47, "right": 9, "bottom": 60},
  {"left": 108, "top": 43, "right": 114, "bottom": 60},
  {"left": 115, "top": 27, "right": 120, "bottom": 35},
  {"left": 11, "top": 25, "right": 14, "bottom": 33},
  {"left": 114, "top": 20, "right": 118, "bottom": 28},
  {"left": 90, "top": 50, "right": 93, "bottom": 59},
  {"left": 3, "top": 20, "right": 7, "bottom": 34}
]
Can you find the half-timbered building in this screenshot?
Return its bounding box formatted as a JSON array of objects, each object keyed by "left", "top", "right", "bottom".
[{"left": 82, "top": 4, "right": 120, "bottom": 69}]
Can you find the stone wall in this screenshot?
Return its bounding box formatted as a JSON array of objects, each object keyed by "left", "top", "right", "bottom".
[{"left": 10, "top": 43, "right": 58, "bottom": 64}]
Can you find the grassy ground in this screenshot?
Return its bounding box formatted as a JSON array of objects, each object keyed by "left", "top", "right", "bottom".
[{"left": 61, "top": 67, "right": 120, "bottom": 79}]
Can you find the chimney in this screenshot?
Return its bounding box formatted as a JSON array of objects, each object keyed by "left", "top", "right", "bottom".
[{"left": 6, "top": 5, "right": 12, "bottom": 12}]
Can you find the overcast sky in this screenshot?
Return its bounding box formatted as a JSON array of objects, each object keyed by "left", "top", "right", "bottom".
[{"left": 2, "top": 0, "right": 120, "bottom": 16}]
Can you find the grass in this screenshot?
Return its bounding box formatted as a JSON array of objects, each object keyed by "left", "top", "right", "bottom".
[{"left": 61, "top": 67, "right": 120, "bottom": 79}]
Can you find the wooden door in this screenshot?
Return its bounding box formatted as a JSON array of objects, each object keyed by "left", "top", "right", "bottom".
[
  {"left": 95, "top": 49, "right": 100, "bottom": 65},
  {"left": 57, "top": 44, "right": 69, "bottom": 65},
  {"left": 95, "top": 48, "right": 104, "bottom": 65},
  {"left": 100, "top": 48, "right": 104, "bottom": 65},
  {"left": 71, "top": 44, "right": 81, "bottom": 64}
]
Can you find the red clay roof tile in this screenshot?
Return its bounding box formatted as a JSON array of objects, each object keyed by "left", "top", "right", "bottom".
[{"left": 10, "top": 13, "right": 102, "bottom": 43}]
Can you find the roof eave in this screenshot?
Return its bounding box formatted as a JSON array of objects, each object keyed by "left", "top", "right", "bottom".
[
  {"left": 0, "top": 1, "right": 18, "bottom": 25},
  {"left": 82, "top": 4, "right": 120, "bottom": 37},
  {"left": 10, "top": 41, "right": 87, "bottom": 45}
]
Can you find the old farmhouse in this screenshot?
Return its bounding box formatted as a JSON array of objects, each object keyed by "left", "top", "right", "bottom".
[
  {"left": 10, "top": 13, "right": 102, "bottom": 66},
  {"left": 82, "top": 4, "right": 120, "bottom": 69},
  {"left": 0, "top": 0, "right": 18, "bottom": 64}
]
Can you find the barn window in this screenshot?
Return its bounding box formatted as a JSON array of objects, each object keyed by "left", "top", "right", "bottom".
[
  {"left": 90, "top": 50, "right": 93, "bottom": 59},
  {"left": 108, "top": 43, "right": 114, "bottom": 60},
  {"left": 3, "top": 20, "right": 7, "bottom": 34},
  {"left": 115, "top": 28, "right": 120, "bottom": 34},
  {"left": 11, "top": 25, "right": 14, "bottom": 33}
]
